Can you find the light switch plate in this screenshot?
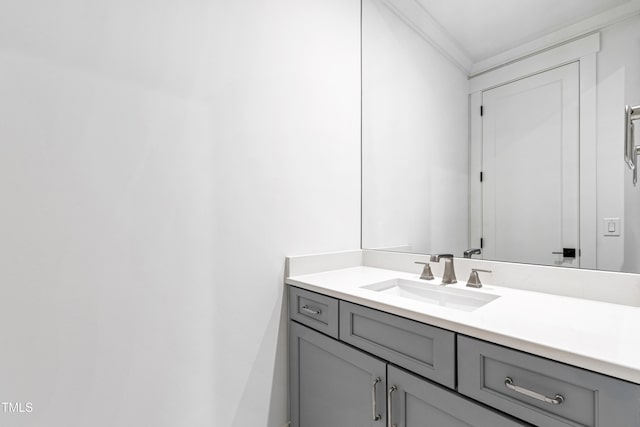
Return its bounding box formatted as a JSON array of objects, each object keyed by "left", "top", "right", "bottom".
[{"left": 603, "top": 218, "right": 620, "bottom": 236}]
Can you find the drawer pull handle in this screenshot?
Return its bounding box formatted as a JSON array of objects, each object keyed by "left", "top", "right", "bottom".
[
  {"left": 504, "top": 377, "right": 565, "bottom": 405},
  {"left": 372, "top": 377, "right": 381, "bottom": 421},
  {"left": 387, "top": 385, "right": 397, "bottom": 427},
  {"left": 301, "top": 305, "right": 321, "bottom": 315}
]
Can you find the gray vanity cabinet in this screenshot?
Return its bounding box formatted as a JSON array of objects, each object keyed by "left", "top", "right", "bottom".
[
  {"left": 289, "top": 286, "right": 640, "bottom": 427},
  {"left": 289, "top": 320, "right": 527, "bottom": 427},
  {"left": 289, "top": 287, "right": 528, "bottom": 426},
  {"left": 387, "top": 365, "right": 529, "bottom": 427},
  {"left": 289, "top": 321, "right": 387, "bottom": 427}
]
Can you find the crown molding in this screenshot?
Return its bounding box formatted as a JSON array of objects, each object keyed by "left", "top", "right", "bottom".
[
  {"left": 469, "top": 0, "right": 640, "bottom": 76},
  {"left": 379, "top": 0, "right": 640, "bottom": 78},
  {"left": 379, "top": 0, "right": 474, "bottom": 74}
]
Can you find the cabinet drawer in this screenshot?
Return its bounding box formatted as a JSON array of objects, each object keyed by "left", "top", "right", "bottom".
[
  {"left": 388, "top": 365, "right": 530, "bottom": 427},
  {"left": 289, "top": 286, "right": 339, "bottom": 339},
  {"left": 340, "top": 301, "right": 456, "bottom": 388},
  {"left": 458, "top": 335, "right": 640, "bottom": 427}
]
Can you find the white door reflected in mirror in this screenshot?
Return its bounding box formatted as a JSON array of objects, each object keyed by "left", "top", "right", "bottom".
[{"left": 480, "top": 63, "right": 579, "bottom": 268}]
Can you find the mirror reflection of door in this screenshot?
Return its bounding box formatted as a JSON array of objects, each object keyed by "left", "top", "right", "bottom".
[{"left": 481, "top": 62, "right": 580, "bottom": 267}]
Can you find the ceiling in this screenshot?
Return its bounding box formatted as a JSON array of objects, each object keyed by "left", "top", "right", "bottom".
[{"left": 415, "top": 0, "right": 632, "bottom": 63}]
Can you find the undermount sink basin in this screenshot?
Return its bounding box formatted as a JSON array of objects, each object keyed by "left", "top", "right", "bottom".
[{"left": 361, "top": 278, "right": 500, "bottom": 312}]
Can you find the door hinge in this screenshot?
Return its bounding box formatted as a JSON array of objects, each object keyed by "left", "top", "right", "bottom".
[
  {"left": 480, "top": 238, "right": 484, "bottom": 249},
  {"left": 480, "top": 105, "right": 484, "bottom": 116},
  {"left": 480, "top": 171, "right": 484, "bottom": 182}
]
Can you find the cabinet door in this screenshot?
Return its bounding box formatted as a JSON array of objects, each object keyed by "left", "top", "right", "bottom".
[
  {"left": 387, "top": 365, "right": 529, "bottom": 427},
  {"left": 289, "top": 321, "right": 387, "bottom": 427}
]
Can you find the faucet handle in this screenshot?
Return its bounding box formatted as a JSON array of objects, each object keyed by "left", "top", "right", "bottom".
[
  {"left": 415, "top": 262, "right": 434, "bottom": 280},
  {"left": 466, "top": 268, "right": 492, "bottom": 288}
]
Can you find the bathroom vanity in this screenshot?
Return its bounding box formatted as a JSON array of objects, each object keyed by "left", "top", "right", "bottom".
[{"left": 286, "top": 250, "right": 640, "bottom": 427}]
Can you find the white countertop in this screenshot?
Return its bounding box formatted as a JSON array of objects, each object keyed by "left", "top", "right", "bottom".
[{"left": 286, "top": 265, "right": 640, "bottom": 384}]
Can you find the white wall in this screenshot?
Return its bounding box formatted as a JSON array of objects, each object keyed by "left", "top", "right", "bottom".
[
  {"left": 361, "top": 0, "right": 469, "bottom": 255},
  {"left": 210, "top": 1, "right": 360, "bottom": 426},
  {"left": 0, "top": 0, "right": 360, "bottom": 426},
  {"left": 596, "top": 14, "right": 640, "bottom": 273}
]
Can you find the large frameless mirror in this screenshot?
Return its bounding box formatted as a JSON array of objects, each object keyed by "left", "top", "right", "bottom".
[{"left": 362, "top": 0, "right": 640, "bottom": 273}]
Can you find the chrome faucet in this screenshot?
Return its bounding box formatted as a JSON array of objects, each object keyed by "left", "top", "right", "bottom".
[
  {"left": 429, "top": 254, "right": 457, "bottom": 284},
  {"left": 463, "top": 248, "right": 482, "bottom": 258}
]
